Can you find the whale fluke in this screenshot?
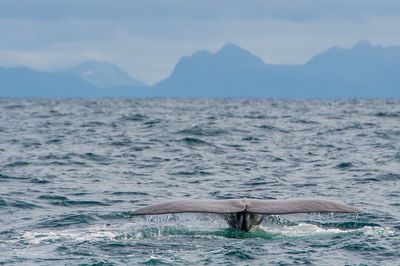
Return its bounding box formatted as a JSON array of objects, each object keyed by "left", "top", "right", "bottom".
[
  {"left": 132, "top": 198, "right": 359, "bottom": 215},
  {"left": 132, "top": 199, "right": 246, "bottom": 215},
  {"left": 245, "top": 198, "right": 360, "bottom": 214},
  {"left": 132, "top": 198, "right": 359, "bottom": 231}
]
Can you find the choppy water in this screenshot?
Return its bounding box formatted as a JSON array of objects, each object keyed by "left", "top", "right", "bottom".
[{"left": 0, "top": 99, "right": 399, "bottom": 265}]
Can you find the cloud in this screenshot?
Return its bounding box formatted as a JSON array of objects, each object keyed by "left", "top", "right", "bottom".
[
  {"left": 0, "top": 1, "right": 400, "bottom": 84},
  {"left": 2, "top": 0, "right": 400, "bottom": 21}
]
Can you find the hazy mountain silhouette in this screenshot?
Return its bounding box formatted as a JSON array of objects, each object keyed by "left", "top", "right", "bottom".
[
  {"left": 153, "top": 43, "right": 292, "bottom": 97},
  {"left": 0, "top": 66, "right": 97, "bottom": 97},
  {"left": 1, "top": 41, "right": 400, "bottom": 98},
  {"left": 301, "top": 40, "right": 400, "bottom": 97},
  {"left": 0, "top": 64, "right": 151, "bottom": 98},
  {"left": 153, "top": 41, "right": 400, "bottom": 98},
  {"left": 63, "top": 60, "right": 146, "bottom": 88}
]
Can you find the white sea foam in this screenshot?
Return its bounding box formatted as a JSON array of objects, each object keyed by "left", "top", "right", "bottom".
[
  {"left": 361, "top": 226, "right": 396, "bottom": 237},
  {"left": 21, "top": 226, "right": 117, "bottom": 245},
  {"left": 267, "top": 223, "right": 346, "bottom": 237},
  {"left": 261, "top": 223, "right": 397, "bottom": 239}
]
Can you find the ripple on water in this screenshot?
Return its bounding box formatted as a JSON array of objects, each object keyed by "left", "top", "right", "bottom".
[
  {"left": 79, "top": 152, "right": 110, "bottom": 163},
  {"left": 258, "top": 124, "right": 290, "bottom": 133},
  {"left": 4, "top": 161, "right": 30, "bottom": 168},
  {"left": 241, "top": 136, "right": 260, "bottom": 142},
  {"left": 51, "top": 200, "right": 110, "bottom": 207},
  {"left": 0, "top": 197, "right": 41, "bottom": 209},
  {"left": 356, "top": 172, "right": 400, "bottom": 183},
  {"left": 335, "top": 162, "right": 353, "bottom": 169},
  {"left": 121, "top": 113, "right": 148, "bottom": 121},
  {"left": 110, "top": 138, "right": 132, "bottom": 146},
  {"left": 177, "top": 125, "right": 227, "bottom": 136},
  {"left": 38, "top": 195, "right": 69, "bottom": 201},
  {"left": 141, "top": 257, "right": 177, "bottom": 265},
  {"left": 374, "top": 111, "right": 400, "bottom": 118},
  {"left": 36, "top": 214, "right": 98, "bottom": 228},
  {"left": 144, "top": 119, "right": 163, "bottom": 126},
  {"left": 110, "top": 191, "right": 149, "bottom": 196},
  {"left": 30, "top": 178, "right": 51, "bottom": 184},
  {"left": 224, "top": 249, "right": 256, "bottom": 260},
  {"left": 170, "top": 170, "right": 213, "bottom": 176},
  {"left": 0, "top": 173, "right": 27, "bottom": 182},
  {"left": 180, "top": 137, "right": 214, "bottom": 146},
  {"left": 97, "top": 211, "right": 134, "bottom": 220}
]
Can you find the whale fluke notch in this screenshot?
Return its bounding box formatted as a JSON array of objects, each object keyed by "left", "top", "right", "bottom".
[{"left": 132, "top": 198, "right": 359, "bottom": 215}]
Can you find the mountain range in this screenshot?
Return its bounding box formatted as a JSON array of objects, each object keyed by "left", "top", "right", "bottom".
[
  {"left": 64, "top": 60, "right": 146, "bottom": 89},
  {"left": 1, "top": 40, "right": 400, "bottom": 98}
]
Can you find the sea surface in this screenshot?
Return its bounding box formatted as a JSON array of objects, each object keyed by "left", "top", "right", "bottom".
[{"left": 0, "top": 99, "right": 399, "bottom": 265}]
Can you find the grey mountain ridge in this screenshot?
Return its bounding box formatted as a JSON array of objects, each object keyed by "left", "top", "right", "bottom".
[
  {"left": 63, "top": 60, "right": 147, "bottom": 88},
  {"left": 0, "top": 63, "right": 149, "bottom": 98},
  {"left": 1, "top": 40, "right": 400, "bottom": 98},
  {"left": 153, "top": 40, "right": 400, "bottom": 98},
  {"left": 0, "top": 66, "right": 97, "bottom": 97}
]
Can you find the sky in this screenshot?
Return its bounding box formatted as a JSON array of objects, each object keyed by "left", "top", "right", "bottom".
[{"left": 1, "top": 0, "right": 400, "bottom": 85}]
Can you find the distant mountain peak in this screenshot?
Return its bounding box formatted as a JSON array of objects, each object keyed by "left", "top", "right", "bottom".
[
  {"left": 218, "top": 43, "right": 246, "bottom": 53},
  {"left": 213, "top": 43, "right": 265, "bottom": 66},
  {"left": 216, "top": 43, "right": 261, "bottom": 59},
  {"left": 64, "top": 60, "right": 146, "bottom": 88},
  {"left": 181, "top": 43, "right": 263, "bottom": 63},
  {"left": 306, "top": 40, "right": 378, "bottom": 66},
  {"left": 189, "top": 50, "right": 212, "bottom": 59},
  {"left": 352, "top": 40, "right": 373, "bottom": 49},
  {"left": 168, "top": 43, "right": 265, "bottom": 81}
]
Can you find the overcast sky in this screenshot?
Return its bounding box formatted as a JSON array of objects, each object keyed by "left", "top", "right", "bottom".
[{"left": 1, "top": 0, "right": 400, "bottom": 84}]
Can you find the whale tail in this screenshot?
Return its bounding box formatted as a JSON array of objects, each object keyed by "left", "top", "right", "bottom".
[
  {"left": 132, "top": 198, "right": 360, "bottom": 215},
  {"left": 132, "top": 198, "right": 360, "bottom": 231}
]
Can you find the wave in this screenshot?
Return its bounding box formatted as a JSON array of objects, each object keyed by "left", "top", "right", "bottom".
[
  {"left": 170, "top": 170, "right": 212, "bottom": 176},
  {"left": 38, "top": 195, "right": 110, "bottom": 207},
  {"left": 36, "top": 213, "right": 98, "bottom": 228},
  {"left": 258, "top": 124, "right": 290, "bottom": 133},
  {"left": 180, "top": 137, "right": 214, "bottom": 146},
  {"left": 121, "top": 113, "right": 148, "bottom": 121},
  {"left": 111, "top": 191, "right": 149, "bottom": 196},
  {"left": 335, "top": 162, "right": 353, "bottom": 169},
  {"left": 374, "top": 112, "right": 400, "bottom": 118},
  {"left": 4, "top": 161, "right": 30, "bottom": 168},
  {"left": 354, "top": 173, "right": 400, "bottom": 183},
  {"left": 177, "top": 125, "right": 227, "bottom": 137},
  {"left": 0, "top": 173, "right": 29, "bottom": 181},
  {"left": 0, "top": 197, "right": 41, "bottom": 209}
]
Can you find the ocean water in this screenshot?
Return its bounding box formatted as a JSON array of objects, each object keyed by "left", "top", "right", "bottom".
[{"left": 0, "top": 99, "right": 399, "bottom": 265}]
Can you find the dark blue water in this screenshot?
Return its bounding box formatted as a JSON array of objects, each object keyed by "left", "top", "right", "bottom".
[{"left": 0, "top": 99, "right": 399, "bottom": 265}]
